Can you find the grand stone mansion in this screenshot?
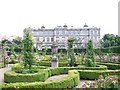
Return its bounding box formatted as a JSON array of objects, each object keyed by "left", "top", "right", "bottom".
[{"left": 30, "top": 24, "right": 100, "bottom": 49}]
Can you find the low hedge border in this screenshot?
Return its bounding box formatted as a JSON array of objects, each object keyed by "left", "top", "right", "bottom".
[
  {"left": 78, "top": 65, "right": 107, "bottom": 70},
  {"left": 38, "top": 61, "right": 69, "bottom": 67},
  {"left": 97, "top": 62, "right": 120, "bottom": 70},
  {"left": 5, "top": 64, "right": 107, "bottom": 83},
  {"left": 4, "top": 67, "right": 72, "bottom": 83},
  {"left": 4, "top": 69, "right": 49, "bottom": 83},
  {"left": 11, "top": 63, "right": 47, "bottom": 73},
  {"left": 2, "top": 70, "right": 80, "bottom": 89},
  {"left": 78, "top": 69, "right": 120, "bottom": 80}
]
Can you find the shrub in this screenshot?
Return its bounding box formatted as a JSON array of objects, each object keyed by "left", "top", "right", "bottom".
[
  {"left": 58, "top": 54, "right": 68, "bottom": 62},
  {"left": 4, "top": 69, "right": 49, "bottom": 83},
  {"left": 77, "top": 70, "right": 120, "bottom": 80},
  {"left": 95, "top": 46, "right": 120, "bottom": 54},
  {"left": 85, "top": 40, "right": 96, "bottom": 67},
  {"left": 81, "top": 75, "right": 119, "bottom": 88},
  {"left": 38, "top": 61, "right": 69, "bottom": 67},
  {"left": 12, "top": 63, "right": 47, "bottom": 73},
  {"left": 67, "top": 37, "right": 76, "bottom": 66},
  {"left": 58, "top": 48, "right": 67, "bottom": 54},
  {"left": 38, "top": 61, "right": 51, "bottom": 67},
  {"left": 2, "top": 70, "right": 80, "bottom": 89},
  {"left": 40, "top": 55, "right": 52, "bottom": 61},
  {"left": 97, "top": 62, "right": 120, "bottom": 70},
  {"left": 97, "top": 75, "right": 119, "bottom": 88},
  {"left": 74, "top": 48, "right": 86, "bottom": 53},
  {"left": 78, "top": 65, "right": 107, "bottom": 70},
  {"left": 11, "top": 63, "right": 23, "bottom": 73}
]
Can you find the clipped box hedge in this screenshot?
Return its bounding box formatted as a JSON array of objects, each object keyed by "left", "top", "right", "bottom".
[
  {"left": 97, "top": 62, "right": 120, "bottom": 70},
  {"left": 2, "top": 70, "right": 79, "bottom": 90},
  {"left": 78, "top": 69, "right": 120, "bottom": 80},
  {"left": 12, "top": 63, "right": 47, "bottom": 73},
  {"left": 6, "top": 63, "right": 108, "bottom": 83},
  {"left": 4, "top": 69, "right": 49, "bottom": 83},
  {"left": 38, "top": 61, "right": 69, "bottom": 67},
  {"left": 5, "top": 67, "right": 74, "bottom": 83},
  {"left": 78, "top": 65, "right": 107, "bottom": 70}
]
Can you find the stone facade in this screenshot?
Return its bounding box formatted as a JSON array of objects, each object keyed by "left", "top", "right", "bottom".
[{"left": 30, "top": 24, "right": 100, "bottom": 48}]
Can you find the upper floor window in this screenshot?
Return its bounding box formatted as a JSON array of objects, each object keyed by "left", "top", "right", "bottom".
[
  {"left": 51, "top": 37, "right": 54, "bottom": 42},
  {"left": 94, "top": 30, "right": 97, "bottom": 35},
  {"left": 91, "top": 30, "right": 93, "bottom": 35},
  {"left": 62, "top": 30, "right": 65, "bottom": 34},
  {"left": 56, "top": 31, "right": 59, "bottom": 34},
  {"left": 71, "top": 31, "right": 74, "bottom": 34},
  {"left": 79, "top": 31, "right": 81, "bottom": 34},
  {"left": 68, "top": 31, "right": 71, "bottom": 35},
  {"left": 98, "top": 30, "right": 100, "bottom": 35}
]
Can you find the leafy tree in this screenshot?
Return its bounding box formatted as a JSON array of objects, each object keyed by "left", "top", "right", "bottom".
[
  {"left": 67, "top": 37, "right": 76, "bottom": 66},
  {"left": 101, "top": 34, "right": 120, "bottom": 47},
  {"left": 85, "top": 40, "right": 96, "bottom": 67},
  {"left": 115, "top": 35, "right": 120, "bottom": 46},
  {"left": 12, "top": 36, "right": 22, "bottom": 52},
  {"left": 22, "top": 28, "right": 35, "bottom": 70}
]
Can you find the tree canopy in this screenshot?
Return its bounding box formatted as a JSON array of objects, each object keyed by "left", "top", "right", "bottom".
[{"left": 100, "top": 34, "right": 120, "bottom": 47}]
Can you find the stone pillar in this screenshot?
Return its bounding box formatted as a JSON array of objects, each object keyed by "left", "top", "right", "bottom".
[
  {"left": 51, "top": 55, "right": 58, "bottom": 67},
  {"left": 51, "top": 42, "right": 58, "bottom": 67}
]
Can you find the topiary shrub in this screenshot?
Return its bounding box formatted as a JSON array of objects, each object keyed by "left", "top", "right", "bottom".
[
  {"left": 67, "top": 37, "right": 76, "bottom": 67},
  {"left": 11, "top": 63, "right": 23, "bottom": 73},
  {"left": 85, "top": 40, "right": 96, "bottom": 67}
]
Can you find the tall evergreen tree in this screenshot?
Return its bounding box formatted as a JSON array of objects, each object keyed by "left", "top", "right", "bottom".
[{"left": 22, "top": 28, "right": 35, "bottom": 69}]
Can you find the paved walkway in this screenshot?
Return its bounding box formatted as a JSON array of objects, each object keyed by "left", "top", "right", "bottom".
[
  {"left": 75, "top": 80, "right": 95, "bottom": 88},
  {"left": 0, "top": 65, "right": 11, "bottom": 82}
]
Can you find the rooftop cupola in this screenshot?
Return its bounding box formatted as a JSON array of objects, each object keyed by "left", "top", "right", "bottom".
[
  {"left": 63, "top": 24, "right": 67, "bottom": 28},
  {"left": 83, "top": 23, "right": 88, "bottom": 27},
  {"left": 41, "top": 25, "right": 45, "bottom": 29}
]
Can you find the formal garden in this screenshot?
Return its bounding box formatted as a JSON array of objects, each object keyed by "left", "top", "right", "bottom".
[{"left": 0, "top": 28, "right": 120, "bottom": 89}]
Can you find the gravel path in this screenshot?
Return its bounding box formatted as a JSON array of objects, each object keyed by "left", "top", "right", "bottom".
[
  {"left": 0, "top": 65, "right": 12, "bottom": 82},
  {"left": 46, "top": 74, "right": 68, "bottom": 81},
  {"left": 75, "top": 80, "right": 95, "bottom": 88}
]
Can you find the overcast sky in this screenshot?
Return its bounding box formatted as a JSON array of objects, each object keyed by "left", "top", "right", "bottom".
[{"left": 0, "top": 0, "right": 119, "bottom": 39}]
